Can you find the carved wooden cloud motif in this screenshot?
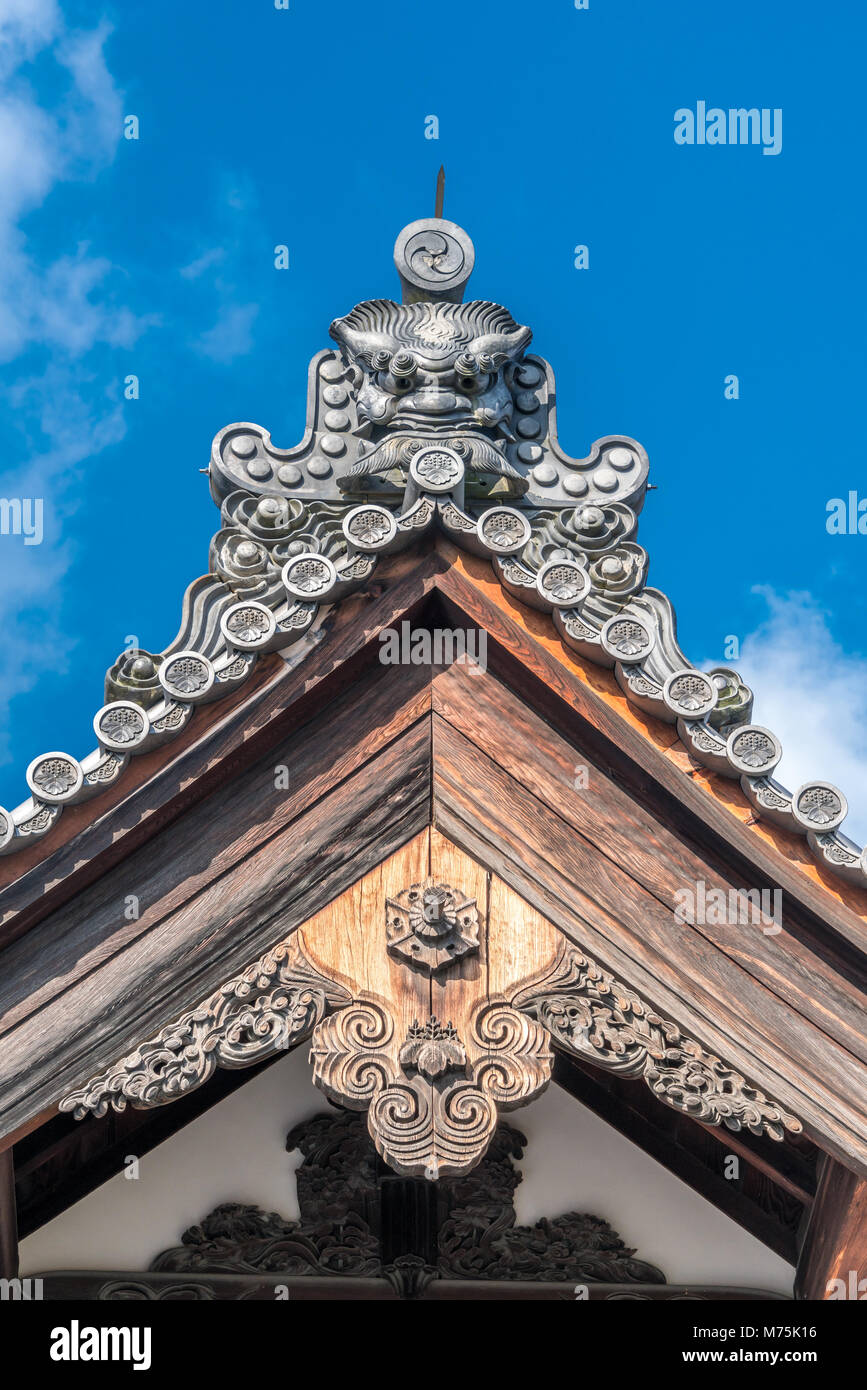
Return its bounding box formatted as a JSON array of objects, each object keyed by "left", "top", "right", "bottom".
[
  {"left": 61, "top": 832, "right": 802, "bottom": 1179},
  {"left": 301, "top": 842, "right": 555, "bottom": 1178},
  {"left": 310, "top": 1003, "right": 551, "bottom": 1179},
  {"left": 311, "top": 1003, "right": 551, "bottom": 1179}
]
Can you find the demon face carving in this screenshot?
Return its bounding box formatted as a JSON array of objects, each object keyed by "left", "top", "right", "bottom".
[
  {"left": 331, "top": 299, "right": 532, "bottom": 437},
  {"left": 329, "top": 299, "right": 533, "bottom": 494}
]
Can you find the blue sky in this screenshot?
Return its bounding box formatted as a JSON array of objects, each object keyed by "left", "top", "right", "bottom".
[{"left": 1, "top": 0, "right": 866, "bottom": 841}]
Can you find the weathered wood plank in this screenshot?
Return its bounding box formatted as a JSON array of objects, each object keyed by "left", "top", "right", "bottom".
[
  {"left": 432, "top": 715, "right": 867, "bottom": 1175},
  {"left": 486, "top": 874, "right": 560, "bottom": 999},
  {"left": 0, "top": 660, "right": 432, "bottom": 1037},
  {"left": 428, "top": 829, "right": 489, "bottom": 1037},
  {"left": 0, "top": 545, "right": 446, "bottom": 945},
  {"left": 433, "top": 540, "right": 867, "bottom": 950},
  {"left": 301, "top": 829, "right": 558, "bottom": 1178},
  {"left": 302, "top": 831, "right": 431, "bottom": 1035},
  {"left": 0, "top": 650, "right": 287, "bottom": 905},
  {"left": 0, "top": 721, "right": 431, "bottom": 1140},
  {"left": 795, "top": 1156, "right": 867, "bottom": 1299},
  {"left": 432, "top": 663, "right": 867, "bottom": 1063}
]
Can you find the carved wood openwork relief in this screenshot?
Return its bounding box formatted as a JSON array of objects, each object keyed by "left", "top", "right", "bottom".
[
  {"left": 60, "top": 937, "right": 350, "bottom": 1118},
  {"left": 149, "top": 1111, "right": 668, "bottom": 1288},
  {"left": 60, "top": 832, "right": 802, "bottom": 1177},
  {"left": 33, "top": 1113, "right": 789, "bottom": 1299}
]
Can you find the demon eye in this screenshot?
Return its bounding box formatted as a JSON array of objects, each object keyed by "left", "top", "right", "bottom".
[
  {"left": 454, "top": 352, "right": 494, "bottom": 393},
  {"left": 390, "top": 351, "right": 418, "bottom": 380},
  {"left": 371, "top": 349, "right": 392, "bottom": 371},
  {"left": 455, "top": 351, "right": 479, "bottom": 379}
]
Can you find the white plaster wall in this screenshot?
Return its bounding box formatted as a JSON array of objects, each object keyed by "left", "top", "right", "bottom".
[
  {"left": 20, "top": 1047, "right": 794, "bottom": 1294},
  {"left": 513, "top": 1084, "right": 793, "bottom": 1294}
]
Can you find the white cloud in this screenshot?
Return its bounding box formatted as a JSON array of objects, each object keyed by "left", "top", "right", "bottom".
[
  {"left": 195, "top": 301, "right": 259, "bottom": 364},
  {"left": 0, "top": 0, "right": 60, "bottom": 75},
  {"left": 180, "top": 247, "right": 226, "bottom": 280},
  {"left": 0, "top": 11, "right": 133, "bottom": 363},
  {"left": 181, "top": 177, "right": 260, "bottom": 363},
  {"left": 0, "top": 5, "right": 151, "bottom": 768},
  {"left": 57, "top": 19, "right": 122, "bottom": 151},
  {"left": 721, "top": 589, "right": 867, "bottom": 848}
]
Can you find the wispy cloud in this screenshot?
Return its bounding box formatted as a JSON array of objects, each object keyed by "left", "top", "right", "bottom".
[
  {"left": 0, "top": 6, "right": 130, "bottom": 361},
  {"left": 0, "top": 0, "right": 60, "bottom": 76},
  {"left": 195, "top": 301, "right": 259, "bottom": 363},
  {"left": 0, "top": 3, "right": 152, "bottom": 766},
  {"left": 180, "top": 247, "right": 226, "bottom": 280},
  {"left": 712, "top": 589, "right": 867, "bottom": 847},
  {"left": 181, "top": 175, "right": 261, "bottom": 364}
]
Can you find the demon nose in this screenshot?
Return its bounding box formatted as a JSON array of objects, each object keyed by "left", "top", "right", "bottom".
[{"left": 404, "top": 389, "right": 458, "bottom": 414}]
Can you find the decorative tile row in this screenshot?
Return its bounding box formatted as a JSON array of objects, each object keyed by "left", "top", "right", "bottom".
[{"left": 3, "top": 212, "right": 862, "bottom": 897}]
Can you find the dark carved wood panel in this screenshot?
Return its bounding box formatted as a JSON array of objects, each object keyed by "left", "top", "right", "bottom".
[{"left": 32, "top": 1112, "right": 789, "bottom": 1301}]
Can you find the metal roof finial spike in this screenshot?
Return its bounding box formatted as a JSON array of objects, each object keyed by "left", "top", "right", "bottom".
[{"left": 393, "top": 173, "right": 475, "bottom": 304}]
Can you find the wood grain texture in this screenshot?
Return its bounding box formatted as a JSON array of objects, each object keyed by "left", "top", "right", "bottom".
[
  {"left": 432, "top": 715, "right": 867, "bottom": 1174},
  {"left": 0, "top": 543, "right": 865, "bottom": 1203},
  {"left": 0, "top": 721, "right": 430, "bottom": 1139},
  {"left": 3, "top": 661, "right": 867, "bottom": 1174},
  {"left": 0, "top": 660, "right": 431, "bottom": 1038},
  {"left": 0, "top": 546, "right": 446, "bottom": 945},
  {"left": 795, "top": 1156, "right": 867, "bottom": 1299},
  {"left": 301, "top": 833, "right": 559, "bottom": 1176},
  {"left": 301, "top": 831, "right": 432, "bottom": 1040},
  {"left": 432, "top": 662, "right": 867, "bottom": 1063},
  {"left": 486, "top": 874, "right": 560, "bottom": 999},
  {"left": 302, "top": 833, "right": 558, "bottom": 1134},
  {"left": 428, "top": 829, "right": 489, "bottom": 1034},
  {"left": 434, "top": 538, "right": 867, "bottom": 941}
]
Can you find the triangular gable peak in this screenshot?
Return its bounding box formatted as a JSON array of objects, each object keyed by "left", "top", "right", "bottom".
[{"left": 1, "top": 216, "right": 866, "bottom": 1299}]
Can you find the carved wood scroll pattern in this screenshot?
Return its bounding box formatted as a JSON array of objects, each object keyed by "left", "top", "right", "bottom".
[
  {"left": 59, "top": 937, "right": 351, "bottom": 1119},
  {"left": 58, "top": 840, "right": 803, "bottom": 1170},
  {"left": 310, "top": 996, "right": 552, "bottom": 1179},
  {"left": 512, "top": 939, "right": 803, "bottom": 1142}
]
